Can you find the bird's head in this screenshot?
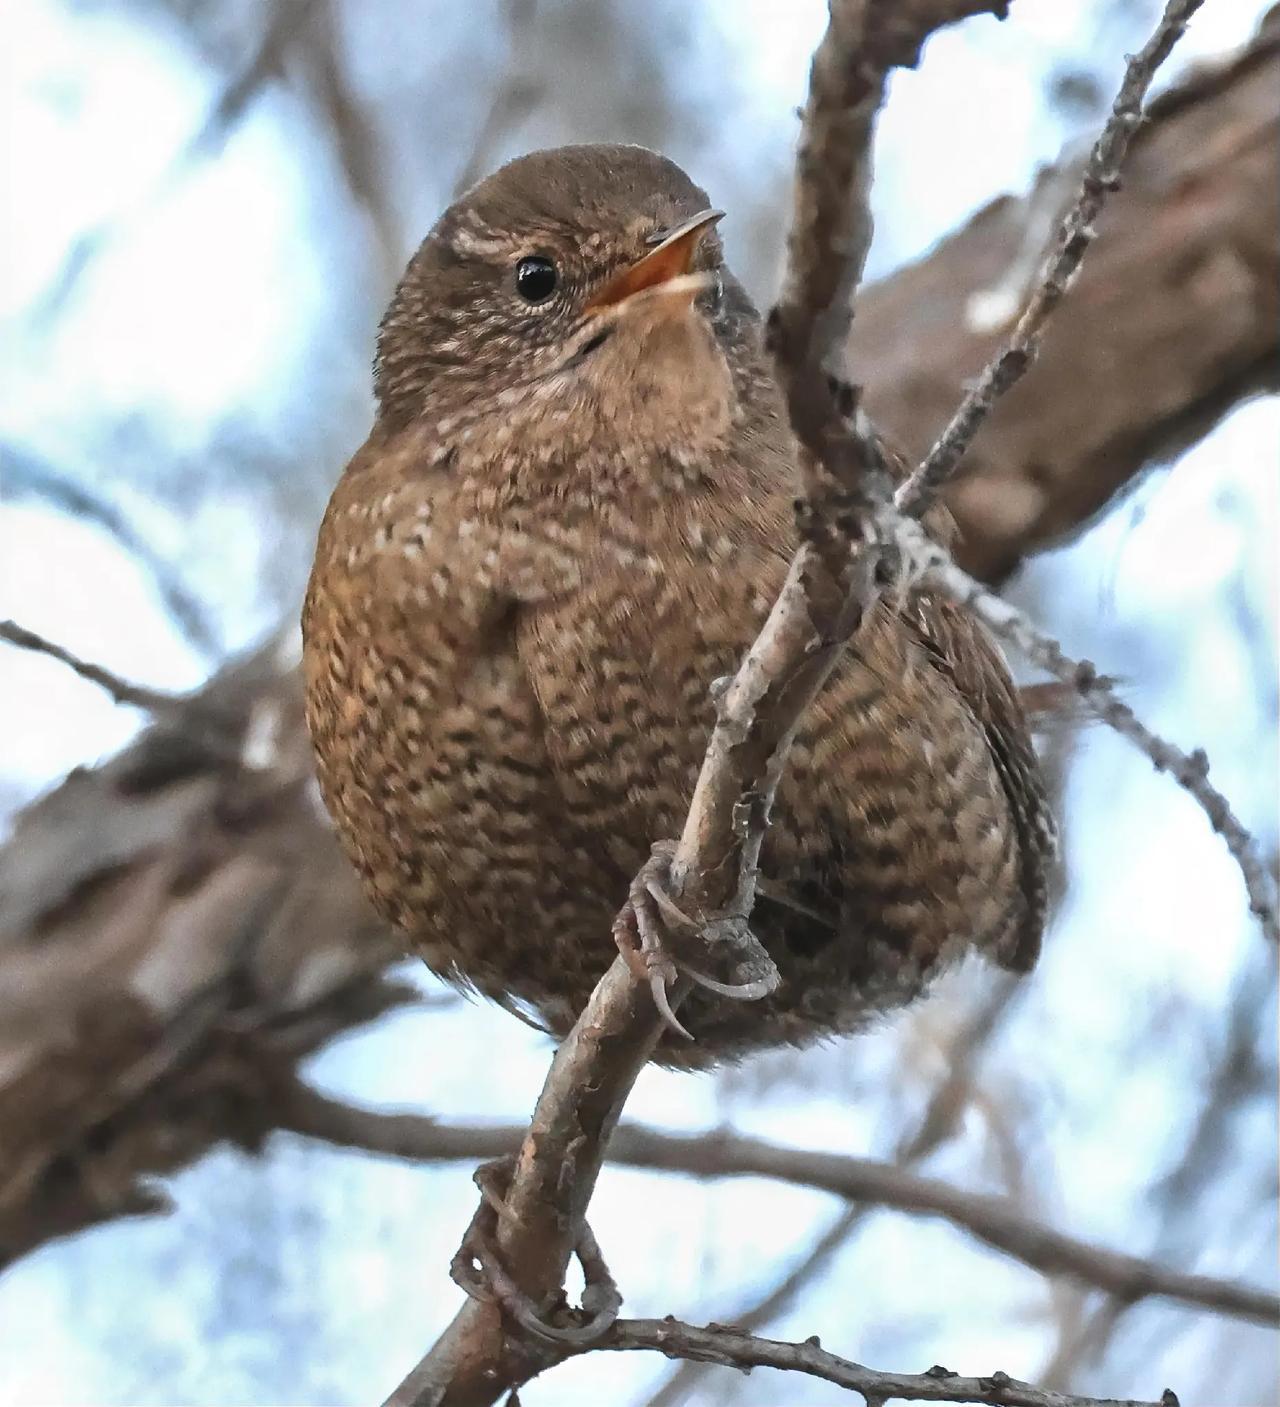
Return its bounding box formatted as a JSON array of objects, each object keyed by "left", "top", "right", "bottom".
[{"left": 374, "top": 144, "right": 758, "bottom": 462}]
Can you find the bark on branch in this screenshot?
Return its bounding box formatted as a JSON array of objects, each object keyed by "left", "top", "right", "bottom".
[{"left": 552, "top": 1317, "right": 1184, "bottom": 1407}]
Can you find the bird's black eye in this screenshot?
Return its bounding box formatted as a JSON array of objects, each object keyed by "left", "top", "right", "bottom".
[{"left": 515, "top": 256, "right": 558, "bottom": 303}]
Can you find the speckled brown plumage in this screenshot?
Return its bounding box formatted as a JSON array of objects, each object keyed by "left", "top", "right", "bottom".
[{"left": 302, "top": 144, "right": 1057, "bottom": 1066}]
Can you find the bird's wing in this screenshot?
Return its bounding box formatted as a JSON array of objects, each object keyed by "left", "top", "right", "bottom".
[{"left": 904, "top": 591, "right": 1058, "bottom": 971}]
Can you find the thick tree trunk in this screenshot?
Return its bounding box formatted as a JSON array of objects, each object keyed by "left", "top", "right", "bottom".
[{"left": 1, "top": 17, "right": 1275, "bottom": 1271}]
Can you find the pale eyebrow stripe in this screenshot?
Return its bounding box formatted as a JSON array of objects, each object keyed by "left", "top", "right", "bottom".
[{"left": 445, "top": 216, "right": 512, "bottom": 259}]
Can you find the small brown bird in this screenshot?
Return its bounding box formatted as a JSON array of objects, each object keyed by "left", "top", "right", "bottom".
[{"left": 302, "top": 144, "right": 1056, "bottom": 1066}]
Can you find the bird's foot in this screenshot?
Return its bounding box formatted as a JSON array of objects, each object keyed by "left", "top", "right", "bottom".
[
  {"left": 612, "top": 840, "right": 781, "bottom": 1041},
  {"left": 450, "top": 1156, "right": 621, "bottom": 1345}
]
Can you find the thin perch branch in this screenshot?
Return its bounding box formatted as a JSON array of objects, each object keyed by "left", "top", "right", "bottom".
[
  {"left": 561, "top": 1317, "right": 1182, "bottom": 1407},
  {"left": 386, "top": 6, "right": 1019, "bottom": 1405},
  {"left": 385, "top": 2, "right": 1216, "bottom": 1403},
  {"left": 896, "top": 0, "right": 1207, "bottom": 514},
  {"left": 673, "top": 0, "right": 1016, "bottom": 931},
  {"left": 767, "top": 1, "right": 1013, "bottom": 585},
  {"left": 0, "top": 619, "right": 240, "bottom": 750},
  {"left": 877, "top": 0, "right": 1279, "bottom": 949},
  {"left": 774, "top": 0, "right": 1010, "bottom": 374},
  {"left": 896, "top": 518, "right": 1280, "bottom": 943},
  {"left": 1, "top": 444, "right": 222, "bottom": 656},
  {"left": 615, "top": 1319, "right": 1178, "bottom": 1406},
  {"left": 644, "top": 978, "right": 1018, "bottom": 1407}
]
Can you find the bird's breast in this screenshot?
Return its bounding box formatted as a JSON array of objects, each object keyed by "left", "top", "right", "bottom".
[{"left": 515, "top": 532, "right": 784, "bottom": 860}]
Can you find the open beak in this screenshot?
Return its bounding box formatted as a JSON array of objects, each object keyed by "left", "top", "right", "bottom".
[{"left": 585, "top": 209, "right": 724, "bottom": 312}]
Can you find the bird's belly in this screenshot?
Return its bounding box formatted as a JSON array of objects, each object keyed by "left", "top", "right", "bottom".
[
  {"left": 305, "top": 612, "right": 617, "bottom": 1017},
  {"left": 308, "top": 578, "right": 1025, "bottom": 1060},
  {"left": 519, "top": 571, "right": 757, "bottom": 877},
  {"left": 519, "top": 591, "right": 1025, "bottom": 1060}
]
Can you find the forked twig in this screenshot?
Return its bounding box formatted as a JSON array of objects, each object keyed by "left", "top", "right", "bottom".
[
  {"left": 896, "top": 0, "right": 1207, "bottom": 514},
  {"left": 896, "top": 518, "right": 1280, "bottom": 943}
]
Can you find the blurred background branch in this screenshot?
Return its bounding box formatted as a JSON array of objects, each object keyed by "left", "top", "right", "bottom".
[{"left": 273, "top": 1087, "right": 1279, "bottom": 1326}]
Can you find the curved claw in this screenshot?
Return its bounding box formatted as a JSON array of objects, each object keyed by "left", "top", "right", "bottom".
[
  {"left": 466, "top": 1238, "right": 616, "bottom": 1345},
  {"left": 519, "top": 1218, "right": 622, "bottom": 1344},
  {"left": 543, "top": 1221, "right": 622, "bottom": 1344},
  {"left": 682, "top": 963, "right": 781, "bottom": 1002},
  {"left": 644, "top": 877, "right": 696, "bottom": 930},
  {"left": 648, "top": 969, "right": 694, "bottom": 1041},
  {"left": 515, "top": 1299, "right": 619, "bottom": 1346},
  {"left": 452, "top": 1156, "right": 622, "bottom": 1345},
  {"left": 615, "top": 839, "right": 783, "bottom": 1039}
]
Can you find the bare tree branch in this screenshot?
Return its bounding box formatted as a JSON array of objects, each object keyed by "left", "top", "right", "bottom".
[
  {"left": 1, "top": 620, "right": 194, "bottom": 721},
  {"left": 449, "top": 0, "right": 544, "bottom": 198},
  {"left": 1038, "top": 950, "right": 1279, "bottom": 1387},
  {"left": 185, "top": 0, "right": 319, "bottom": 165},
  {"left": 0, "top": 619, "right": 253, "bottom": 768},
  {"left": 895, "top": 0, "right": 1207, "bottom": 514},
  {"left": 670, "top": 0, "right": 1025, "bottom": 955},
  {"left": 383, "top": 963, "right": 677, "bottom": 1404},
  {"left": 767, "top": 2, "right": 1016, "bottom": 589},
  {"left": 299, "top": 0, "right": 402, "bottom": 288},
  {"left": 31, "top": 0, "right": 400, "bottom": 327},
  {"left": 32, "top": 0, "right": 320, "bottom": 325},
  {"left": 556, "top": 1316, "right": 1183, "bottom": 1407},
  {"left": 0, "top": 639, "right": 400, "bottom": 1267},
  {"left": 896, "top": 518, "right": 1280, "bottom": 942},
  {"left": 774, "top": 0, "right": 1011, "bottom": 372}
]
